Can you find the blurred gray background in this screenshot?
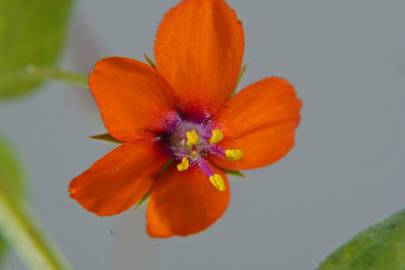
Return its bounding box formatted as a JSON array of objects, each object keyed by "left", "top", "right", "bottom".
[{"left": 1, "top": 0, "right": 404, "bottom": 269}]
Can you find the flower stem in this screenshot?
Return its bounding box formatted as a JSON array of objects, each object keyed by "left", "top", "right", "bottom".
[
  {"left": 25, "top": 65, "right": 88, "bottom": 88},
  {"left": 0, "top": 181, "right": 72, "bottom": 270}
]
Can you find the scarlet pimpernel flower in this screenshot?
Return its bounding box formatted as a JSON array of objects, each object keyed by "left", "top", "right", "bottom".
[{"left": 69, "top": 0, "right": 302, "bottom": 237}]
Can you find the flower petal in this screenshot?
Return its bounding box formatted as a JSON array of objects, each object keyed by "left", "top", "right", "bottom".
[
  {"left": 146, "top": 166, "right": 230, "bottom": 238},
  {"left": 154, "top": 0, "right": 244, "bottom": 113},
  {"left": 212, "top": 77, "right": 302, "bottom": 170},
  {"left": 89, "top": 57, "right": 175, "bottom": 142},
  {"left": 69, "top": 139, "right": 169, "bottom": 216}
]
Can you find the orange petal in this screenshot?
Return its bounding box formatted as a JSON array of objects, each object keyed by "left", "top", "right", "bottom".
[
  {"left": 89, "top": 57, "right": 175, "bottom": 142},
  {"left": 69, "top": 139, "right": 169, "bottom": 216},
  {"left": 212, "top": 77, "right": 302, "bottom": 170},
  {"left": 146, "top": 166, "right": 230, "bottom": 238},
  {"left": 154, "top": 0, "right": 244, "bottom": 113}
]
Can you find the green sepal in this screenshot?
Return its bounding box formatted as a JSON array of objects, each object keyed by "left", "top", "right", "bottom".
[
  {"left": 223, "top": 168, "right": 246, "bottom": 178},
  {"left": 236, "top": 64, "right": 248, "bottom": 87},
  {"left": 159, "top": 159, "right": 174, "bottom": 176},
  {"left": 135, "top": 192, "right": 150, "bottom": 209},
  {"left": 144, "top": 54, "right": 156, "bottom": 69},
  {"left": 89, "top": 133, "right": 122, "bottom": 144},
  {"left": 134, "top": 159, "right": 174, "bottom": 210},
  {"left": 211, "top": 162, "right": 246, "bottom": 178}
]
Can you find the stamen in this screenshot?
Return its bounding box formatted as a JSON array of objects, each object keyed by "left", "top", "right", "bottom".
[
  {"left": 209, "top": 174, "right": 226, "bottom": 192},
  {"left": 177, "top": 157, "right": 190, "bottom": 172},
  {"left": 186, "top": 130, "right": 199, "bottom": 147},
  {"left": 209, "top": 129, "right": 224, "bottom": 144},
  {"left": 225, "top": 149, "right": 243, "bottom": 161}
]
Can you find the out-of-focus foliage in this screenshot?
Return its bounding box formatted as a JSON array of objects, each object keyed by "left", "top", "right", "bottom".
[
  {"left": 0, "top": 136, "right": 70, "bottom": 270},
  {"left": 0, "top": 0, "right": 72, "bottom": 99},
  {"left": 0, "top": 135, "right": 25, "bottom": 266},
  {"left": 318, "top": 209, "right": 405, "bottom": 270}
]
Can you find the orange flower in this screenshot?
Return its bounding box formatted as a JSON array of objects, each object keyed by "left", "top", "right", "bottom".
[{"left": 69, "top": 0, "right": 302, "bottom": 238}]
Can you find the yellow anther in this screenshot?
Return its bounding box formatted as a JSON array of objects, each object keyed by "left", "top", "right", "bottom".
[
  {"left": 186, "top": 130, "right": 199, "bottom": 147},
  {"left": 209, "top": 129, "right": 224, "bottom": 144},
  {"left": 225, "top": 149, "right": 243, "bottom": 161},
  {"left": 177, "top": 157, "right": 190, "bottom": 172},
  {"left": 209, "top": 174, "right": 226, "bottom": 192}
]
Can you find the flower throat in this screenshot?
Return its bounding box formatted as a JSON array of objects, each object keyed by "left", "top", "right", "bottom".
[{"left": 161, "top": 114, "right": 243, "bottom": 192}]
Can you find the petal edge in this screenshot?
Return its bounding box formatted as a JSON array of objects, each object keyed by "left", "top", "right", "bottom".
[
  {"left": 212, "top": 77, "right": 302, "bottom": 170},
  {"left": 146, "top": 166, "right": 230, "bottom": 238},
  {"left": 89, "top": 57, "right": 175, "bottom": 142},
  {"left": 69, "top": 139, "right": 169, "bottom": 216},
  {"left": 154, "top": 0, "right": 245, "bottom": 113}
]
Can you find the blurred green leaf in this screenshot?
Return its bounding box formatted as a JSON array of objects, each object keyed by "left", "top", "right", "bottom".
[
  {"left": 0, "top": 0, "right": 73, "bottom": 99},
  {"left": 0, "top": 239, "right": 5, "bottom": 267},
  {"left": 0, "top": 135, "right": 25, "bottom": 266},
  {"left": 318, "top": 209, "right": 405, "bottom": 270}
]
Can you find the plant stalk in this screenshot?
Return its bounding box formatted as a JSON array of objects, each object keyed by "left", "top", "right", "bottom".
[
  {"left": 0, "top": 182, "right": 72, "bottom": 270},
  {"left": 25, "top": 65, "right": 87, "bottom": 88}
]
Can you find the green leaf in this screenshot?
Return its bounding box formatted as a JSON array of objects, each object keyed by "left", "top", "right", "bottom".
[
  {"left": 0, "top": 135, "right": 25, "bottom": 266},
  {"left": 318, "top": 209, "right": 405, "bottom": 270},
  {"left": 0, "top": 0, "right": 73, "bottom": 99},
  {"left": 89, "top": 133, "right": 122, "bottom": 144}
]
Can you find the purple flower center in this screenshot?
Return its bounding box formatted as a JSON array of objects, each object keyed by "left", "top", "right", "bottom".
[
  {"left": 170, "top": 119, "right": 223, "bottom": 175},
  {"left": 156, "top": 111, "right": 242, "bottom": 191}
]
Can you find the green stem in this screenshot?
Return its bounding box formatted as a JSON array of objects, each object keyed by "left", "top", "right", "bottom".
[
  {"left": 0, "top": 182, "right": 72, "bottom": 270},
  {"left": 24, "top": 65, "right": 88, "bottom": 88}
]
